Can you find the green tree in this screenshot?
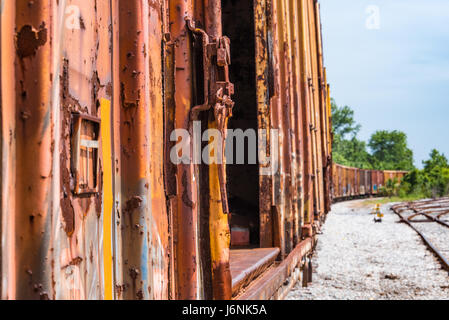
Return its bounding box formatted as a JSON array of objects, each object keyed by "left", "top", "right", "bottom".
[
  {"left": 422, "top": 149, "right": 449, "bottom": 197},
  {"left": 368, "top": 130, "right": 414, "bottom": 171},
  {"left": 331, "top": 99, "right": 371, "bottom": 168},
  {"left": 331, "top": 98, "right": 361, "bottom": 139},
  {"left": 423, "top": 149, "right": 449, "bottom": 171},
  {"left": 399, "top": 149, "right": 449, "bottom": 198},
  {"left": 333, "top": 136, "right": 372, "bottom": 169}
]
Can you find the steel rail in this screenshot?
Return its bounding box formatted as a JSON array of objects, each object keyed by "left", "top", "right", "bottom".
[
  {"left": 419, "top": 212, "right": 449, "bottom": 229},
  {"left": 402, "top": 202, "right": 449, "bottom": 230},
  {"left": 392, "top": 207, "right": 449, "bottom": 272}
]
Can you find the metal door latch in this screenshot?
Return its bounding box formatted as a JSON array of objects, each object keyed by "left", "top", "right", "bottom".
[{"left": 186, "top": 19, "right": 235, "bottom": 214}]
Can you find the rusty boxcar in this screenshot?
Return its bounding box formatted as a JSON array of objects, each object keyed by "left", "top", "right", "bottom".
[
  {"left": 0, "top": 0, "right": 410, "bottom": 300},
  {"left": 1, "top": 0, "right": 335, "bottom": 300},
  {"left": 332, "top": 164, "right": 408, "bottom": 201}
]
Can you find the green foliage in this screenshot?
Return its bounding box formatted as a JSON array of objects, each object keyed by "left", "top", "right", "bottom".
[
  {"left": 331, "top": 99, "right": 361, "bottom": 139},
  {"left": 380, "top": 178, "right": 400, "bottom": 197},
  {"left": 331, "top": 99, "right": 371, "bottom": 169},
  {"left": 368, "top": 130, "right": 414, "bottom": 171},
  {"left": 423, "top": 149, "right": 449, "bottom": 171},
  {"left": 332, "top": 134, "right": 372, "bottom": 169},
  {"left": 398, "top": 150, "right": 449, "bottom": 199}
]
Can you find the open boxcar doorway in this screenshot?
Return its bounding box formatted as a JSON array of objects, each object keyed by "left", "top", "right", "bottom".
[
  {"left": 222, "top": 0, "right": 280, "bottom": 297},
  {"left": 222, "top": 0, "right": 260, "bottom": 249}
]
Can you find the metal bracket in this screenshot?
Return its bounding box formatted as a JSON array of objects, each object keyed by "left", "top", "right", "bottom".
[{"left": 186, "top": 19, "right": 235, "bottom": 214}]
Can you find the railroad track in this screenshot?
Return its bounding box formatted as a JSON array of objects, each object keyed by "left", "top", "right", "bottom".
[{"left": 391, "top": 198, "right": 449, "bottom": 272}]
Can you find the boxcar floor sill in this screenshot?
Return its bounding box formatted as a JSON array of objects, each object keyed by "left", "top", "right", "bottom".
[{"left": 230, "top": 247, "right": 280, "bottom": 296}]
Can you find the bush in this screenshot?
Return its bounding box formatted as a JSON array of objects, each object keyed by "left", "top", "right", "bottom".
[
  {"left": 398, "top": 150, "right": 449, "bottom": 199},
  {"left": 381, "top": 178, "right": 400, "bottom": 198}
]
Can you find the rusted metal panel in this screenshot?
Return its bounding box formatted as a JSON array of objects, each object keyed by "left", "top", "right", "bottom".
[
  {"left": 147, "top": 0, "right": 170, "bottom": 300},
  {"left": 288, "top": 0, "right": 304, "bottom": 248},
  {"left": 306, "top": 0, "right": 324, "bottom": 219},
  {"left": 168, "top": 0, "right": 200, "bottom": 300},
  {"left": 378, "top": 170, "right": 385, "bottom": 190},
  {"left": 162, "top": 10, "right": 177, "bottom": 300},
  {"left": 268, "top": 0, "right": 286, "bottom": 259},
  {"left": 204, "top": 0, "right": 234, "bottom": 300},
  {"left": 384, "top": 170, "right": 407, "bottom": 184},
  {"left": 1, "top": 0, "right": 17, "bottom": 300},
  {"left": 9, "top": 0, "right": 53, "bottom": 300},
  {"left": 274, "top": 0, "right": 294, "bottom": 255},
  {"left": 304, "top": 0, "right": 320, "bottom": 221},
  {"left": 298, "top": 0, "right": 314, "bottom": 226},
  {"left": 313, "top": 0, "right": 330, "bottom": 218},
  {"left": 116, "top": 0, "right": 169, "bottom": 300},
  {"left": 354, "top": 168, "right": 359, "bottom": 196},
  {"left": 0, "top": 4, "right": 2, "bottom": 297},
  {"left": 254, "top": 0, "right": 274, "bottom": 249},
  {"left": 0, "top": 0, "right": 173, "bottom": 300},
  {"left": 58, "top": 0, "right": 113, "bottom": 300},
  {"left": 322, "top": 70, "right": 332, "bottom": 211},
  {"left": 282, "top": 0, "right": 297, "bottom": 255}
]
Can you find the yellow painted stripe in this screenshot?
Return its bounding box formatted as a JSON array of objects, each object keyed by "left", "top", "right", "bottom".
[
  {"left": 208, "top": 119, "right": 231, "bottom": 299},
  {"left": 101, "top": 98, "right": 113, "bottom": 300}
]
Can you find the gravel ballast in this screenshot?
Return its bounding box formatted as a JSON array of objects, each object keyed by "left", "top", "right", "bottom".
[{"left": 285, "top": 199, "right": 449, "bottom": 300}]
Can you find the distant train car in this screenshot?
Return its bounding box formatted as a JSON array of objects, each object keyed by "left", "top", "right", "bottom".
[
  {"left": 384, "top": 170, "right": 408, "bottom": 184},
  {"left": 359, "top": 169, "right": 371, "bottom": 196},
  {"left": 371, "top": 170, "right": 385, "bottom": 195},
  {"left": 354, "top": 168, "right": 360, "bottom": 196},
  {"left": 332, "top": 164, "right": 409, "bottom": 200}
]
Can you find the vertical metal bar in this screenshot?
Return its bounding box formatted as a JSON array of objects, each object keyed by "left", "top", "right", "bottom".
[
  {"left": 288, "top": 0, "right": 304, "bottom": 246},
  {"left": 147, "top": 0, "right": 169, "bottom": 300},
  {"left": 281, "top": 0, "right": 295, "bottom": 255},
  {"left": 254, "top": 0, "right": 274, "bottom": 249},
  {"left": 265, "top": 0, "right": 285, "bottom": 258},
  {"left": 298, "top": 0, "right": 314, "bottom": 227},
  {"left": 1, "top": 0, "right": 16, "bottom": 299},
  {"left": 271, "top": 0, "right": 286, "bottom": 259},
  {"left": 204, "top": 0, "right": 232, "bottom": 301},
  {"left": 0, "top": 2, "right": 2, "bottom": 297},
  {"left": 325, "top": 71, "right": 333, "bottom": 210},
  {"left": 118, "top": 0, "right": 155, "bottom": 300},
  {"left": 204, "top": 0, "right": 222, "bottom": 37},
  {"left": 275, "top": 0, "right": 293, "bottom": 255},
  {"left": 307, "top": 0, "right": 322, "bottom": 219},
  {"left": 314, "top": 2, "right": 330, "bottom": 215},
  {"left": 162, "top": 0, "right": 177, "bottom": 300},
  {"left": 304, "top": 0, "right": 317, "bottom": 220},
  {"left": 111, "top": 0, "right": 122, "bottom": 300},
  {"left": 169, "top": 0, "right": 200, "bottom": 300},
  {"left": 13, "top": 0, "right": 53, "bottom": 299}
]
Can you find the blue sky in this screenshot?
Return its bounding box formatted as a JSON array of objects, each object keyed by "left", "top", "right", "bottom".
[{"left": 319, "top": 0, "right": 449, "bottom": 168}]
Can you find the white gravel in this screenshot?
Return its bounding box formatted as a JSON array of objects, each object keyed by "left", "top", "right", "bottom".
[{"left": 286, "top": 199, "right": 449, "bottom": 300}]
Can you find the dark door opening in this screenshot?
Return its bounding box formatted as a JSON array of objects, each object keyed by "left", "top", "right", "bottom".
[{"left": 222, "top": 0, "right": 259, "bottom": 248}]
